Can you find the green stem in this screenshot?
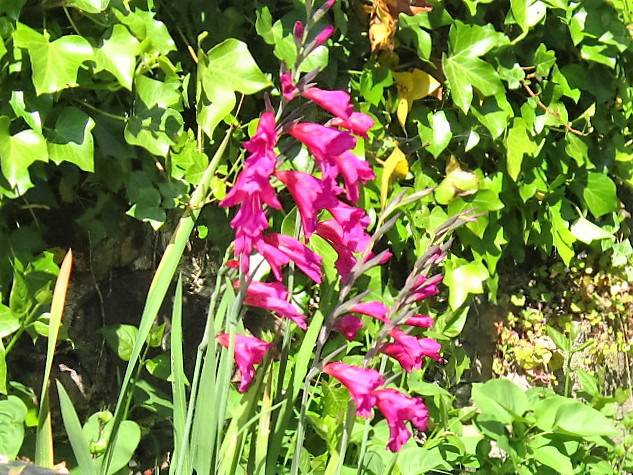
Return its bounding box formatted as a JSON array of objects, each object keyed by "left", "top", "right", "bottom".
[{"left": 5, "top": 303, "right": 44, "bottom": 355}]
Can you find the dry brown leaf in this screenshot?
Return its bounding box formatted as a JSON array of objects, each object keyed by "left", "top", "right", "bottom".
[{"left": 369, "top": 0, "right": 433, "bottom": 52}]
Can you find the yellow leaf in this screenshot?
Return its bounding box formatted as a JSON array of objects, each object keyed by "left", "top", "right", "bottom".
[
  {"left": 381, "top": 145, "right": 409, "bottom": 206},
  {"left": 393, "top": 69, "right": 441, "bottom": 127}
]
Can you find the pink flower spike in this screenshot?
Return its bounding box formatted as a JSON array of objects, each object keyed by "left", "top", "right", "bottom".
[
  {"left": 275, "top": 170, "right": 337, "bottom": 237},
  {"left": 403, "top": 314, "right": 434, "bottom": 328},
  {"left": 333, "top": 315, "right": 363, "bottom": 340},
  {"left": 216, "top": 334, "right": 273, "bottom": 392},
  {"left": 302, "top": 87, "right": 354, "bottom": 122},
  {"left": 389, "top": 328, "right": 442, "bottom": 367},
  {"left": 330, "top": 112, "right": 375, "bottom": 138},
  {"left": 323, "top": 362, "right": 384, "bottom": 417},
  {"left": 315, "top": 25, "right": 335, "bottom": 47},
  {"left": 281, "top": 73, "right": 297, "bottom": 100},
  {"left": 350, "top": 301, "right": 389, "bottom": 323},
  {"left": 288, "top": 123, "right": 356, "bottom": 164},
  {"left": 242, "top": 281, "right": 307, "bottom": 329},
  {"left": 326, "top": 200, "right": 371, "bottom": 250},
  {"left": 372, "top": 389, "right": 429, "bottom": 452},
  {"left": 293, "top": 21, "right": 304, "bottom": 40},
  {"left": 410, "top": 274, "right": 443, "bottom": 302},
  {"left": 316, "top": 220, "right": 364, "bottom": 279},
  {"left": 331, "top": 151, "right": 375, "bottom": 203},
  {"left": 257, "top": 233, "right": 323, "bottom": 283},
  {"left": 381, "top": 343, "right": 417, "bottom": 372}
]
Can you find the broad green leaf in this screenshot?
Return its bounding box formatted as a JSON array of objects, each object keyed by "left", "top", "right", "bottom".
[
  {"left": 582, "top": 172, "right": 618, "bottom": 218},
  {"left": 396, "top": 447, "right": 451, "bottom": 474},
  {"left": 0, "top": 396, "right": 27, "bottom": 458},
  {"left": 96, "top": 25, "right": 140, "bottom": 90},
  {"left": 534, "top": 44, "right": 556, "bottom": 78},
  {"left": 100, "top": 324, "right": 139, "bottom": 361},
  {"left": 548, "top": 201, "right": 576, "bottom": 265},
  {"left": 67, "top": 0, "right": 109, "bottom": 13},
  {"left": 570, "top": 217, "right": 613, "bottom": 244},
  {"left": 545, "top": 325, "right": 569, "bottom": 352},
  {"left": 461, "top": 0, "right": 494, "bottom": 16},
  {"left": 299, "top": 45, "right": 328, "bottom": 73},
  {"left": 506, "top": 118, "right": 537, "bottom": 181},
  {"left": 449, "top": 22, "right": 507, "bottom": 57},
  {"left": 418, "top": 111, "right": 452, "bottom": 158},
  {"left": 13, "top": 24, "right": 93, "bottom": 95},
  {"left": 113, "top": 8, "right": 176, "bottom": 55},
  {"left": 0, "top": 116, "right": 48, "bottom": 194},
  {"left": 47, "top": 107, "right": 95, "bottom": 172},
  {"left": 576, "top": 368, "right": 599, "bottom": 396},
  {"left": 553, "top": 401, "right": 618, "bottom": 436},
  {"left": 532, "top": 446, "right": 572, "bottom": 475},
  {"left": 83, "top": 414, "right": 141, "bottom": 475},
  {"left": 0, "top": 304, "right": 20, "bottom": 338},
  {"left": 472, "top": 379, "right": 528, "bottom": 424},
  {"left": 0, "top": 0, "right": 26, "bottom": 19},
  {"left": 511, "top": 0, "right": 528, "bottom": 32},
  {"left": 445, "top": 261, "right": 489, "bottom": 309},
  {"left": 197, "top": 39, "right": 270, "bottom": 137},
  {"left": 443, "top": 54, "right": 503, "bottom": 113},
  {"left": 9, "top": 91, "right": 43, "bottom": 134}
]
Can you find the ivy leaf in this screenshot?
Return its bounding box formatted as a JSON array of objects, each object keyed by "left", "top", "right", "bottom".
[
  {"left": 0, "top": 37, "right": 6, "bottom": 61},
  {"left": 443, "top": 54, "right": 503, "bottom": 113},
  {"left": 416, "top": 111, "right": 452, "bottom": 158},
  {"left": 511, "top": 0, "right": 528, "bottom": 32},
  {"left": 66, "top": 0, "right": 109, "bottom": 13},
  {"left": 582, "top": 172, "right": 618, "bottom": 218},
  {"left": 506, "top": 118, "right": 537, "bottom": 181},
  {"left": 13, "top": 24, "right": 93, "bottom": 96},
  {"left": 197, "top": 39, "right": 270, "bottom": 137},
  {"left": 381, "top": 146, "right": 409, "bottom": 206},
  {"left": 570, "top": 218, "right": 613, "bottom": 244},
  {"left": 113, "top": 8, "right": 176, "bottom": 55},
  {"left": 47, "top": 108, "right": 95, "bottom": 172},
  {"left": 445, "top": 260, "right": 489, "bottom": 309},
  {"left": 0, "top": 116, "right": 48, "bottom": 194},
  {"left": 96, "top": 25, "right": 140, "bottom": 90}
]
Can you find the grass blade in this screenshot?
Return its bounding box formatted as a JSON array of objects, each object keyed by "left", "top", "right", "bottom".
[
  {"left": 35, "top": 249, "right": 72, "bottom": 468},
  {"left": 56, "top": 380, "right": 97, "bottom": 475},
  {"left": 169, "top": 275, "right": 190, "bottom": 475},
  {"left": 102, "top": 128, "right": 232, "bottom": 475}
]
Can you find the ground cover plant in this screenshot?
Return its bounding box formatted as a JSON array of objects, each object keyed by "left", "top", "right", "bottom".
[{"left": 0, "top": 0, "right": 631, "bottom": 473}]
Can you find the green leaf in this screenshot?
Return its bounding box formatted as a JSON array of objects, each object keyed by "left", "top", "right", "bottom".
[
  {"left": 197, "top": 39, "right": 270, "bottom": 137},
  {"left": 145, "top": 354, "right": 171, "bottom": 380},
  {"left": 47, "top": 107, "right": 95, "bottom": 172},
  {"left": 553, "top": 401, "right": 618, "bottom": 436},
  {"left": 112, "top": 8, "right": 176, "bottom": 55},
  {"left": 545, "top": 325, "right": 569, "bottom": 352},
  {"left": 506, "top": 118, "right": 537, "bottom": 181},
  {"left": 0, "top": 303, "right": 20, "bottom": 338},
  {"left": 13, "top": 24, "right": 93, "bottom": 96},
  {"left": 299, "top": 45, "right": 328, "bottom": 73},
  {"left": 416, "top": 110, "right": 452, "bottom": 158},
  {"left": 532, "top": 446, "right": 572, "bottom": 475},
  {"left": 0, "top": 116, "right": 48, "bottom": 194},
  {"left": 396, "top": 447, "right": 451, "bottom": 474},
  {"left": 66, "top": 0, "right": 109, "bottom": 13},
  {"left": 435, "top": 306, "right": 469, "bottom": 338},
  {"left": 0, "top": 396, "right": 27, "bottom": 458},
  {"left": 445, "top": 261, "right": 489, "bottom": 309},
  {"left": 0, "top": 340, "right": 6, "bottom": 394},
  {"left": 511, "top": 0, "right": 528, "bottom": 32},
  {"left": 582, "top": 172, "right": 618, "bottom": 218},
  {"left": 570, "top": 217, "right": 613, "bottom": 244},
  {"left": 576, "top": 368, "right": 599, "bottom": 396},
  {"left": 100, "top": 324, "right": 139, "bottom": 361},
  {"left": 95, "top": 25, "right": 140, "bottom": 90},
  {"left": 472, "top": 379, "right": 528, "bottom": 424},
  {"left": 83, "top": 413, "right": 141, "bottom": 475},
  {"left": 443, "top": 54, "right": 503, "bottom": 113},
  {"left": 449, "top": 22, "right": 507, "bottom": 57},
  {"left": 534, "top": 44, "right": 556, "bottom": 78}
]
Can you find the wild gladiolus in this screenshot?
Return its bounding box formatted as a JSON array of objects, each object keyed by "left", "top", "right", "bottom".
[
  {"left": 257, "top": 233, "right": 323, "bottom": 283},
  {"left": 372, "top": 389, "right": 429, "bottom": 452},
  {"left": 333, "top": 315, "right": 363, "bottom": 340},
  {"left": 323, "top": 362, "right": 384, "bottom": 417},
  {"left": 242, "top": 281, "right": 307, "bottom": 329},
  {"left": 216, "top": 334, "right": 273, "bottom": 392}
]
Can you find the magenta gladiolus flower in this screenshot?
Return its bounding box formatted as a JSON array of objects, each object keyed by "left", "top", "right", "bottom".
[
  {"left": 220, "top": 112, "right": 280, "bottom": 273},
  {"left": 350, "top": 301, "right": 389, "bottom": 323},
  {"left": 330, "top": 112, "right": 375, "bottom": 138},
  {"left": 403, "top": 314, "right": 434, "bottom": 328},
  {"left": 331, "top": 151, "right": 375, "bottom": 203},
  {"left": 323, "top": 362, "right": 384, "bottom": 417},
  {"left": 325, "top": 200, "right": 371, "bottom": 249},
  {"left": 242, "top": 281, "right": 307, "bottom": 329},
  {"left": 381, "top": 343, "right": 417, "bottom": 372},
  {"left": 256, "top": 233, "right": 323, "bottom": 283},
  {"left": 302, "top": 87, "right": 354, "bottom": 121},
  {"left": 315, "top": 25, "right": 335, "bottom": 46},
  {"left": 333, "top": 315, "right": 363, "bottom": 340},
  {"left": 288, "top": 123, "right": 356, "bottom": 164},
  {"left": 280, "top": 73, "right": 297, "bottom": 100},
  {"left": 372, "top": 389, "right": 429, "bottom": 452},
  {"left": 216, "top": 334, "right": 273, "bottom": 392},
  {"left": 275, "top": 170, "right": 337, "bottom": 237},
  {"left": 410, "top": 274, "right": 443, "bottom": 302},
  {"left": 389, "top": 328, "right": 442, "bottom": 366},
  {"left": 316, "top": 220, "right": 367, "bottom": 278}
]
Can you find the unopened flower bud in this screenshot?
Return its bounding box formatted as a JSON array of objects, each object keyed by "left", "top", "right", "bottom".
[
  {"left": 315, "top": 25, "right": 335, "bottom": 47},
  {"left": 293, "top": 21, "right": 304, "bottom": 40}
]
